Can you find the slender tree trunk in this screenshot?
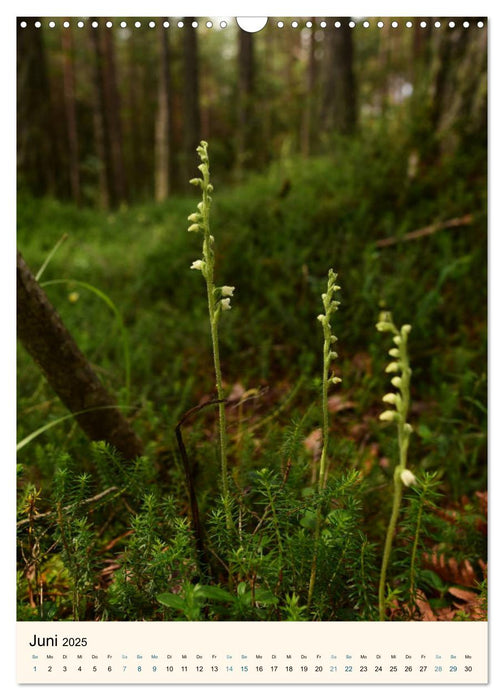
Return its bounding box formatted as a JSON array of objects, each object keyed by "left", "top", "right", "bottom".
[
  {"left": 17, "top": 251, "right": 143, "bottom": 460},
  {"left": 61, "top": 23, "right": 81, "bottom": 206},
  {"left": 412, "top": 22, "right": 432, "bottom": 72},
  {"left": 124, "top": 28, "right": 144, "bottom": 199},
  {"left": 17, "top": 19, "right": 59, "bottom": 197},
  {"left": 422, "top": 21, "right": 486, "bottom": 159},
  {"left": 320, "top": 19, "right": 357, "bottom": 135},
  {"left": 88, "top": 22, "right": 110, "bottom": 209},
  {"left": 182, "top": 18, "right": 201, "bottom": 189},
  {"left": 260, "top": 22, "right": 274, "bottom": 168},
  {"left": 430, "top": 21, "right": 455, "bottom": 134},
  {"left": 377, "top": 22, "right": 392, "bottom": 115},
  {"left": 155, "top": 22, "right": 172, "bottom": 201},
  {"left": 90, "top": 20, "right": 127, "bottom": 206},
  {"left": 301, "top": 18, "right": 317, "bottom": 156},
  {"left": 235, "top": 28, "right": 255, "bottom": 175},
  {"left": 101, "top": 23, "right": 128, "bottom": 204}
]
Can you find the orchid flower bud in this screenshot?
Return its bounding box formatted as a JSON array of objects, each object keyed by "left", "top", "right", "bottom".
[
  {"left": 379, "top": 410, "right": 397, "bottom": 421},
  {"left": 400, "top": 469, "right": 416, "bottom": 487}
]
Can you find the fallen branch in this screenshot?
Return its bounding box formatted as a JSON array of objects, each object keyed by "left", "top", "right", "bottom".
[
  {"left": 17, "top": 250, "right": 143, "bottom": 459},
  {"left": 375, "top": 214, "right": 474, "bottom": 248},
  {"left": 16, "top": 486, "right": 119, "bottom": 528}
]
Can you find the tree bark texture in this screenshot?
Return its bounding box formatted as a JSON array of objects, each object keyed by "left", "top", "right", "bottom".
[
  {"left": 301, "top": 19, "right": 317, "bottom": 157},
  {"left": 89, "top": 21, "right": 128, "bottom": 207},
  {"left": 88, "top": 21, "right": 110, "bottom": 209},
  {"left": 236, "top": 28, "right": 255, "bottom": 174},
  {"left": 17, "top": 251, "right": 143, "bottom": 460},
  {"left": 125, "top": 28, "right": 145, "bottom": 199},
  {"left": 182, "top": 18, "right": 201, "bottom": 190},
  {"left": 430, "top": 22, "right": 487, "bottom": 153},
  {"left": 320, "top": 20, "right": 357, "bottom": 135},
  {"left": 155, "top": 22, "right": 172, "bottom": 202},
  {"left": 17, "top": 19, "right": 59, "bottom": 197},
  {"left": 61, "top": 23, "right": 81, "bottom": 206},
  {"left": 101, "top": 23, "right": 128, "bottom": 205}
]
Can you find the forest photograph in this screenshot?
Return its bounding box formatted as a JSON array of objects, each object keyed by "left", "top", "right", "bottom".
[{"left": 16, "top": 16, "right": 487, "bottom": 622}]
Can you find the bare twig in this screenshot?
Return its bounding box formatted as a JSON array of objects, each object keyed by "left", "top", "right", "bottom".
[
  {"left": 375, "top": 214, "right": 474, "bottom": 248},
  {"left": 175, "top": 398, "right": 227, "bottom": 581},
  {"left": 16, "top": 486, "right": 119, "bottom": 528},
  {"left": 175, "top": 389, "right": 267, "bottom": 581}
]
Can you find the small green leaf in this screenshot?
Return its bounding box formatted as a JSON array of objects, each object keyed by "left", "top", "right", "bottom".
[
  {"left": 253, "top": 589, "right": 278, "bottom": 606},
  {"left": 418, "top": 424, "right": 433, "bottom": 440},
  {"left": 300, "top": 509, "right": 317, "bottom": 529},
  {"left": 419, "top": 569, "right": 447, "bottom": 593},
  {"left": 157, "top": 592, "right": 187, "bottom": 611},
  {"left": 197, "top": 585, "right": 235, "bottom": 603}
]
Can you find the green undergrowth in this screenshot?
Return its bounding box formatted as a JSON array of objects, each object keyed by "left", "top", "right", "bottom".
[{"left": 17, "top": 136, "right": 486, "bottom": 620}]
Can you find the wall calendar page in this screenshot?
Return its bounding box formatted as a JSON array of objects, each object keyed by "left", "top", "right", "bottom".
[{"left": 14, "top": 6, "right": 490, "bottom": 692}]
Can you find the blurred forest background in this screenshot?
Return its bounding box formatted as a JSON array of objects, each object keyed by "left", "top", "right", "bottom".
[
  {"left": 16, "top": 18, "right": 488, "bottom": 622},
  {"left": 18, "top": 17, "right": 487, "bottom": 205}
]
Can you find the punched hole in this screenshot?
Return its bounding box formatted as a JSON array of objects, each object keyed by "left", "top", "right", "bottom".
[{"left": 236, "top": 17, "right": 268, "bottom": 33}]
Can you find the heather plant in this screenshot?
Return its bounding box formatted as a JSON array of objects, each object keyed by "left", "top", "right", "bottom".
[
  {"left": 49, "top": 462, "right": 99, "bottom": 620},
  {"left": 108, "top": 492, "right": 195, "bottom": 620}
]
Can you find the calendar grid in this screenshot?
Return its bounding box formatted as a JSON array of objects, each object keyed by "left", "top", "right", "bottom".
[{"left": 17, "top": 621, "right": 488, "bottom": 684}]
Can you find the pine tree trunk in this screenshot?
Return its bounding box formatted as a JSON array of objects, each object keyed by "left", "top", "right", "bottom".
[
  {"left": 61, "top": 23, "right": 81, "bottom": 206},
  {"left": 17, "top": 251, "right": 143, "bottom": 460},
  {"left": 377, "top": 22, "right": 392, "bottom": 115},
  {"left": 17, "top": 19, "right": 59, "bottom": 197},
  {"left": 125, "top": 28, "right": 144, "bottom": 199},
  {"left": 155, "top": 22, "right": 172, "bottom": 202},
  {"left": 236, "top": 28, "right": 255, "bottom": 175},
  {"left": 260, "top": 22, "right": 274, "bottom": 168},
  {"left": 430, "top": 22, "right": 487, "bottom": 151},
  {"left": 410, "top": 21, "right": 487, "bottom": 164},
  {"left": 320, "top": 19, "right": 357, "bottom": 135},
  {"left": 101, "top": 23, "right": 128, "bottom": 205},
  {"left": 88, "top": 22, "right": 110, "bottom": 209},
  {"left": 182, "top": 18, "right": 201, "bottom": 189},
  {"left": 301, "top": 19, "right": 317, "bottom": 156},
  {"left": 89, "top": 20, "right": 128, "bottom": 207}
]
